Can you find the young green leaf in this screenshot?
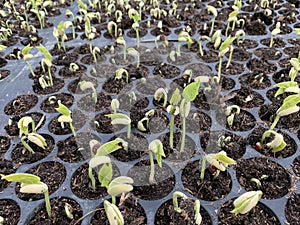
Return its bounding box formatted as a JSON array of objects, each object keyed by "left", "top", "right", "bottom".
[
  {"left": 231, "top": 190, "right": 263, "bottom": 215},
  {"left": 182, "top": 80, "right": 200, "bottom": 102}
]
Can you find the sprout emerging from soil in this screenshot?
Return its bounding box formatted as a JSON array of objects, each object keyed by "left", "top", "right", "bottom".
[
  {"left": 270, "top": 94, "right": 300, "bottom": 130},
  {"left": 111, "top": 99, "right": 120, "bottom": 114},
  {"left": 198, "top": 35, "right": 211, "bottom": 56},
  {"left": 207, "top": 5, "right": 217, "bottom": 37},
  {"left": 115, "top": 68, "right": 129, "bottom": 83},
  {"left": 36, "top": 44, "right": 53, "bottom": 86},
  {"left": 148, "top": 139, "right": 165, "bottom": 184},
  {"left": 105, "top": 113, "right": 131, "bottom": 138},
  {"left": 261, "top": 130, "right": 286, "bottom": 153},
  {"left": 22, "top": 44, "right": 35, "bottom": 77},
  {"left": 107, "top": 21, "right": 118, "bottom": 38},
  {"left": 155, "top": 35, "right": 169, "bottom": 48},
  {"left": 177, "top": 30, "right": 193, "bottom": 56},
  {"left": 53, "top": 21, "right": 73, "bottom": 51},
  {"left": 180, "top": 80, "right": 200, "bottom": 152},
  {"left": 225, "top": 105, "right": 240, "bottom": 127},
  {"left": 167, "top": 88, "right": 181, "bottom": 149},
  {"left": 172, "top": 191, "right": 202, "bottom": 225},
  {"left": 79, "top": 80, "right": 97, "bottom": 103},
  {"left": 127, "top": 48, "right": 140, "bottom": 68},
  {"left": 104, "top": 200, "right": 124, "bottom": 225},
  {"left": 18, "top": 116, "right": 47, "bottom": 154},
  {"left": 235, "top": 30, "right": 246, "bottom": 46},
  {"left": 137, "top": 109, "right": 154, "bottom": 132},
  {"left": 55, "top": 100, "right": 76, "bottom": 137},
  {"left": 108, "top": 176, "right": 134, "bottom": 205},
  {"left": 1, "top": 173, "right": 51, "bottom": 217},
  {"left": 231, "top": 190, "right": 263, "bottom": 215},
  {"left": 270, "top": 22, "right": 281, "bottom": 48},
  {"left": 200, "top": 150, "right": 236, "bottom": 179},
  {"left": 154, "top": 88, "right": 168, "bottom": 107},
  {"left": 116, "top": 37, "right": 127, "bottom": 60}
]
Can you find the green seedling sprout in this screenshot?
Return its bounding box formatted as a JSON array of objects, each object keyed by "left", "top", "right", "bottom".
[
  {"left": 36, "top": 44, "right": 53, "bottom": 86},
  {"left": 92, "top": 46, "right": 101, "bottom": 63},
  {"left": 88, "top": 138, "right": 128, "bottom": 191},
  {"left": 225, "top": 105, "right": 241, "bottom": 127},
  {"left": 172, "top": 191, "right": 202, "bottom": 225},
  {"left": 231, "top": 190, "right": 263, "bottom": 215},
  {"left": 89, "top": 155, "right": 113, "bottom": 191},
  {"left": 137, "top": 109, "right": 155, "bottom": 132},
  {"left": 177, "top": 31, "right": 194, "bottom": 56},
  {"left": 64, "top": 203, "right": 73, "bottom": 220},
  {"left": 270, "top": 94, "right": 300, "bottom": 130},
  {"left": 148, "top": 139, "right": 165, "bottom": 184},
  {"left": 274, "top": 81, "right": 300, "bottom": 97},
  {"left": 115, "top": 68, "right": 129, "bottom": 83},
  {"left": 1, "top": 173, "right": 51, "bottom": 217},
  {"left": 107, "top": 21, "right": 118, "bottom": 38},
  {"left": 216, "top": 37, "right": 236, "bottom": 82},
  {"left": 270, "top": 22, "right": 281, "bottom": 48},
  {"left": 154, "top": 88, "right": 168, "bottom": 107},
  {"left": 127, "top": 48, "right": 140, "bottom": 68},
  {"left": 198, "top": 35, "right": 211, "bottom": 56},
  {"left": 0, "top": 216, "right": 3, "bottom": 225},
  {"left": 182, "top": 69, "right": 193, "bottom": 83},
  {"left": 225, "top": 6, "right": 239, "bottom": 36},
  {"left": 69, "top": 63, "right": 79, "bottom": 72},
  {"left": 261, "top": 130, "right": 286, "bottom": 153},
  {"left": 84, "top": 16, "right": 96, "bottom": 54},
  {"left": 55, "top": 100, "right": 76, "bottom": 137},
  {"left": 106, "top": 113, "right": 131, "bottom": 138},
  {"left": 21, "top": 44, "right": 35, "bottom": 77},
  {"left": 295, "top": 28, "right": 300, "bottom": 35},
  {"left": 115, "top": 10, "right": 123, "bottom": 23},
  {"left": 111, "top": 99, "right": 120, "bottom": 114},
  {"left": 167, "top": 88, "right": 181, "bottom": 149},
  {"left": 128, "top": 9, "right": 141, "bottom": 46},
  {"left": 235, "top": 30, "right": 246, "bottom": 46},
  {"left": 79, "top": 80, "right": 97, "bottom": 103},
  {"left": 18, "top": 116, "right": 35, "bottom": 137},
  {"left": 0, "top": 45, "right": 7, "bottom": 51},
  {"left": 200, "top": 150, "right": 236, "bottom": 179},
  {"left": 155, "top": 35, "right": 169, "bottom": 49},
  {"left": 77, "top": 0, "right": 87, "bottom": 15},
  {"left": 207, "top": 5, "right": 217, "bottom": 36},
  {"left": 180, "top": 81, "right": 200, "bottom": 152},
  {"left": 116, "top": 37, "right": 127, "bottom": 60},
  {"left": 108, "top": 176, "right": 134, "bottom": 205},
  {"left": 53, "top": 21, "right": 73, "bottom": 51},
  {"left": 211, "top": 30, "right": 222, "bottom": 49},
  {"left": 104, "top": 200, "right": 124, "bottom": 225},
  {"left": 18, "top": 116, "right": 46, "bottom": 154}
]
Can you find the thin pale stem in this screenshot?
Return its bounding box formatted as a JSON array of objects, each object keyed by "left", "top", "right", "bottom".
[
  {"left": 88, "top": 166, "right": 96, "bottom": 191},
  {"left": 270, "top": 115, "right": 280, "bottom": 130},
  {"left": 218, "top": 57, "right": 222, "bottom": 83},
  {"left": 200, "top": 157, "right": 206, "bottom": 179},
  {"left": 47, "top": 66, "right": 53, "bottom": 86},
  {"left": 209, "top": 18, "right": 215, "bottom": 37},
  {"left": 69, "top": 122, "right": 76, "bottom": 137},
  {"left": 21, "top": 137, "right": 35, "bottom": 154},
  {"left": 180, "top": 116, "right": 186, "bottom": 153},
  {"left": 169, "top": 115, "right": 175, "bottom": 149},
  {"left": 44, "top": 190, "right": 52, "bottom": 218},
  {"left": 149, "top": 151, "right": 155, "bottom": 184},
  {"left": 25, "top": 60, "right": 35, "bottom": 77}
]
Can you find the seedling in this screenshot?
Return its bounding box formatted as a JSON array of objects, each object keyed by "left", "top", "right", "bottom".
[
  {"left": 92, "top": 46, "right": 101, "bottom": 63},
  {"left": 105, "top": 113, "right": 131, "bottom": 138},
  {"left": 261, "top": 130, "right": 286, "bottom": 153},
  {"left": 148, "top": 139, "right": 165, "bottom": 184},
  {"left": 225, "top": 5, "right": 240, "bottom": 36},
  {"left": 107, "top": 21, "right": 118, "bottom": 38},
  {"left": 115, "top": 68, "right": 129, "bottom": 83},
  {"left": 89, "top": 155, "right": 113, "bottom": 191},
  {"left": 18, "top": 116, "right": 46, "bottom": 154},
  {"left": 127, "top": 48, "right": 140, "bottom": 68},
  {"left": 225, "top": 105, "right": 241, "bottom": 127},
  {"left": 207, "top": 5, "right": 217, "bottom": 36},
  {"left": 111, "top": 99, "right": 120, "bottom": 114},
  {"left": 108, "top": 176, "right": 134, "bottom": 206},
  {"left": 270, "top": 22, "right": 281, "bottom": 47},
  {"left": 90, "top": 138, "right": 128, "bottom": 158},
  {"left": 104, "top": 200, "right": 124, "bottom": 225},
  {"left": 231, "top": 190, "right": 263, "bottom": 215},
  {"left": 154, "top": 88, "right": 168, "bottom": 107},
  {"left": 180, "top": 81, "right": 200, "bottom": 152},
  {"left": 36, "top": 44, "right": 53, "bottom": 86},
  {"left": 53, "top": 21, "right": 73, "bottom": 51},
  {"left": 274, "top": 81, "right": 300, "bottom": 97},
  {"left": 198, "top": 35, "right": 211, "bottom": 56},
  {"left": 172, "top": 191, "right": 202, "bottom": 225},
  {"left": 137, "top": 109, "right": 155, "bottom": 132},
  {"left": 79, "top": 80, "right": 97, "bottom": 103},
  {"left": 217, "top": 37, "right": 236, "bottom": 82},
  {"left": 177, "top": 31, "right": 194, "bottom": 56},
  {"left": 128, "top": 8, "right": 141, "bottom": 47},
  {"left": 0, "top": 173, "right": 51, "bottom": 217},
  {"left": 270, "top": 94, "right": 300, "bottom": 130},
  {"left": 235, "top": 30, "right": 246, "bottom": 46},
  {"left": 55, "top": 100, "right": 76, "bottom": 137},
  {"left": 116, "top": 37, "right": 127, "bottom": 60},
  {"left": 200, "top": 150, "right": 236, "bottom": 179},
  {"left": 69, "top": 63, "right": 79, "bottom": 72},
  {"left": 84, "top": 16, "right": 96, "bottom": 54},
  {"left": 21, "top": 44, "right": 35, "bottom": 77},
  {"left": 167, "top": 88, "right": 181, "bottom": 149},
  {"left": 155, "top": 35, "right": 169, "bottom": 49}
]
